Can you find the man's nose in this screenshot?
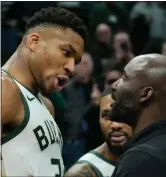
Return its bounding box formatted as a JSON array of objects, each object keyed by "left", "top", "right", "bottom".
[
  {"left": 64, "top": 58, "right": 75, "bottom": 77},
  {"left": 110, "top": 121, "right": 123, "bottom": 131},
  {"left": 111, "top": 79, "right": 120, "bottom": 100}
]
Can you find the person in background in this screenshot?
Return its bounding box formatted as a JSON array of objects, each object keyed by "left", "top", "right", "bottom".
[
  {"left": 113, "top": 31, "right": 130, "bottom": 52},
  {"left": 89, "top": 23, "right": 114, "bottom": 83},
  {"left": 162, "top": 40, "right": 166, "bottom": 56},
  {"left": 65, "top": 89, "right": 132, "bottom": 177},
  {"left": 130, "top": 2, "right": 151, "bottom": 55},
  {"left": 85, "top": 67, "right": 122, "bottom": 153},
  {"left": 62, "top": 52, "right": 95, "bottom": 170},
  {"left": 105, "top": 69, "right": 122, "bottom": 89},
  {"left": 130, "top": 2, "right": 166, "bottom": 55},
  {"left": 112, "top": 31, "right": 134, "bottom": 72},
  {"left": 141, "top": 38, "right": 164, "bottom": 55}
]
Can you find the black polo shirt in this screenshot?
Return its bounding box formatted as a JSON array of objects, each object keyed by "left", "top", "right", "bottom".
[{"left": 111, "top": 120, "right": 166, "bottom": 177}]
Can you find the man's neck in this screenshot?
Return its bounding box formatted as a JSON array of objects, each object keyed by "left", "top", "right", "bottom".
[
  {"left": 134, "top": 106, "right": 166, "bottom": 135},
  {"left": 95, "top": 143, "right": 119, "bottom": 162},
  {"left": 2, "top": 50, "right": 38, "bottom": 94}
]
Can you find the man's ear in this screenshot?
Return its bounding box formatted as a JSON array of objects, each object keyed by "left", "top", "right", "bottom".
[
  {"left": 139, "top": 86, "right": 153, "bottom": 103},
  {"left": 27, "top": 33, "right": 40, "bottom": 52}
]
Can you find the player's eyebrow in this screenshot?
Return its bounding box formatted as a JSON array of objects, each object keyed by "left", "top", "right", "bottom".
[{"left": 64, "top": 43, "right": 76, "bottom": 53}]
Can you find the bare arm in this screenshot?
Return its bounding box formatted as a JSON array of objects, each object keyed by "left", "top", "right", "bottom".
[
  {"left": 1, "top": 75, "right": 23, "bottom": 135},
  {"left": 65, "top": 163, "right": 99, "bottom": 177}
]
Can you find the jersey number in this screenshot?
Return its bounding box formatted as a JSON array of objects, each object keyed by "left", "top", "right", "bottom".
[{"left": 51, "top": 158, "right": 61, "bottom": 177}]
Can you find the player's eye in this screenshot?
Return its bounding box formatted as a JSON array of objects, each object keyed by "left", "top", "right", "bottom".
[
  {"left": 101, "top": 111, "right": 109, "bottom": 119},
  {"left": 63, "top": 49, "right": 71, "bottom": 57}
]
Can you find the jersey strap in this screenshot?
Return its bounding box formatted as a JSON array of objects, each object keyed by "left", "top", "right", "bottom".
[
  {"left": 77, "top": 151, "right": 115, "bottom": 177},
  {"left": 1, "top": 69, "right": 30, "bottom": 144}
]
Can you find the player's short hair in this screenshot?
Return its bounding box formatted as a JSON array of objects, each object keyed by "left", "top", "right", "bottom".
[{"left": 25, "top": 7, "right": 88, "bottom": 41}]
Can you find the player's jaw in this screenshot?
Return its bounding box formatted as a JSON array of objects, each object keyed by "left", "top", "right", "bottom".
[
  {"left": 107, "top": 122, "right": 132, "bottom": 147},
  {"left": 108, "top": 130, "right": 128, "bottom": 147}
]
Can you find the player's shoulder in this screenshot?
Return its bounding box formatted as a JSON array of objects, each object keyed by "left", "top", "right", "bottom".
[
  {"left": 1, "top": 74, "right": 23, "bottom": 124},
  {"left": 65, "top": 163, "right": 98, "bottom": 177},
  {"left": 2, "top": 73, "right": 19, "bottom": 93},
  {"left": 39, "top": 94, "right": 55, "bottom": 117}
]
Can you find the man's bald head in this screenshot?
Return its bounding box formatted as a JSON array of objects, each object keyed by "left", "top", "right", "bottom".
[
  {"left": 125, "top": 54, "right": 166, "bottom": 91},
  {"left": 110, "top": 54, "right": 166, "bottom": 131}
]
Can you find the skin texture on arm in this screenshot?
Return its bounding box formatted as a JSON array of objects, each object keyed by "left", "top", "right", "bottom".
[
  {"left": 65, "top": 163, "right": 99, "bottom": 177},
  {"left": 1, "top": 75, "right": 24, "bottom": 136}
]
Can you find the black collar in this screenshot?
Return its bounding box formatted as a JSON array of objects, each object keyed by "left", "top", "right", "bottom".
[{"left": 124, "top": 120, "right": 166, "bottom": 151}]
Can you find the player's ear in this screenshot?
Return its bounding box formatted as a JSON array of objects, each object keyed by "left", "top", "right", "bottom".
[
  {"left": 28, "top": 33, "right": 40, "bottom": 52},
  {"left": 139, "top": 86, "right": 153, "bottom": 103}
]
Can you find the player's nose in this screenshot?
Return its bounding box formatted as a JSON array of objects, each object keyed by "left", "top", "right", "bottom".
[
  {"left": 111, "top": 79, "right": 120, "bottom": 99},
  {"left": 64, "top": 58, "right": 75, "bottom": 76},
  {"left": 111, "top": 121, "right": 123, "bottom": 131}
]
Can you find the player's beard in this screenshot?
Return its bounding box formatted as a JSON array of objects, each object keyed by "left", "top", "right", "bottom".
[
  {"left": 106, "top": 140, "right": 124, "bottom": 157},
  {"left": 109, "top": 90, "right": 142, "bottom": 128}
]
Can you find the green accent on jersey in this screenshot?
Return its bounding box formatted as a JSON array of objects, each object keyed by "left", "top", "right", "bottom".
[
  {"left": 89, "top": 150, "right": 116, "bottom": 166},
  {"left": 1, "top": 69, "right": 42, "bottom": 104},
  {"left": 1, "top": 92, "right": 30, "bottom": 144},
  {"left": 77, "top": 160, "right": 104, "bottom": 177},
  {"left": 27, "top": 95, "right": 35, "bottom": 101}
]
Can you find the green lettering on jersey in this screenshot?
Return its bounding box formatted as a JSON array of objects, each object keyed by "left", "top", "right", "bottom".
[
  {"left": 33, "top": 125, "right": 49, "bottom": 151},
  {"left": 45, "top": 120, "right": 55, "bottom": 144}
]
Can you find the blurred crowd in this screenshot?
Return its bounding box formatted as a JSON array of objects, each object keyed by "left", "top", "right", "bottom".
[{"left": 2, "top": 1, "right": 166, "bottom": 170}]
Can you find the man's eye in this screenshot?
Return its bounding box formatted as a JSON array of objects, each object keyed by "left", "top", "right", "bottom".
[
  {"left": 122, "top": 75, "right": 126, "bottom": 80},
  {"left": 102, "top": 112, "right": 109, "bottom": 119},
  {"left": 63, "top": 49, "right": 71, "bottom": 57}
]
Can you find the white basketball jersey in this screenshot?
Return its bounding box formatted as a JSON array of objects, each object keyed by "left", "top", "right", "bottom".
[
  {"left": 1, "top": 70, "right": 64, "bottom": 176},
  {"left": 78, "top": 150, "right": 116, "bottom": 177}
]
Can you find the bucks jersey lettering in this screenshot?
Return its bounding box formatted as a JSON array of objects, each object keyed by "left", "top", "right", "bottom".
[
  {"left": 33, "top": 120, "right": 62, "bottom": 151},
  {"left": 1, "top": 70, "right": 64, "bottom": 176}
]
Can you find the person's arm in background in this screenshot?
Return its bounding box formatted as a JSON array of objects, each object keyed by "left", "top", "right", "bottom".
[{"left": 65, "top": 163, "right": 99, "bottom": 177}]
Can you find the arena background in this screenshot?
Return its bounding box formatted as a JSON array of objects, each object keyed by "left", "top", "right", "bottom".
[{"left": 1, "top": 1, "right": 166, "bottom": 170}]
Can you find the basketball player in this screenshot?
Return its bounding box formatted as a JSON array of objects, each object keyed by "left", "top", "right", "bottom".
[
  {"left": 65, "top": 88, "right": 132, "bottom": 177},
  {"left": 1, "top": 7, "right": 87, "bottom": 176}
]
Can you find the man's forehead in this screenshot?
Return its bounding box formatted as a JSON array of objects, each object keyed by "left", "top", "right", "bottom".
[
  {"left": 38, "top": 27, "right": 84, "bottom": 51},
  {"left": 126, "top": 54, "right": 165, "bottom": 73},
  {"left": 125, "top": 55, "right": 153, "bottom": 76}
]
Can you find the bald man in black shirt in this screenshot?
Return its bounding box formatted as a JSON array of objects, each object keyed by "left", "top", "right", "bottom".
[{"left": 110, "top": 54, "right": 166, "bottom": 177}]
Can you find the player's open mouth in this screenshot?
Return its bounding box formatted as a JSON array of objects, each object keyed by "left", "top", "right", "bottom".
[{"left": 54, "top": 76, "right": 69, "bottom": 91}]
